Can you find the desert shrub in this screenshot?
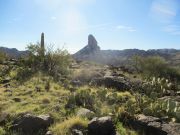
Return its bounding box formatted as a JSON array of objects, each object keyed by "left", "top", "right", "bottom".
[
  {"left": 116, "top": 122, "right": 137, "bottom": 135},
  {"left": 0, "top": 127, "right": 5, "bottom": 135},
  {"left": 41, "top": 98, "right": 50, "bottom": 104},
  {"left": 66, "top": 89, "right": 95, "bottom": 110},
  {"left": 15, "top": 67, "right": 34, "bottom": 81},
  {"left": 141, "top": 77, "right": 177, "bottom": 98},
  {"left": 142, "top": 98, "right": 180, "bottom": 122},
  {"left": 0, "top": 65, "right": 13, "bottom": 78},
  {"left": 19, "top": 43, "right": 72, "bottom": 81},
  {"left": 132, "top": 56, "right": 180, "bottom": 81},
  {"left": 0, "top": 52, "right": 7, "bottom": 64},
  {"left": 106, "top": 91, "right": 133, "bottom": 105},
  {"left": 45, "top": 80, "right": 50, "bottom": 91},
  {"left": 133, "top": 56, "right": 167, "bottom": 77},
  {"left": 72, "top": 69, "right": 102, "bottom": 84},
  {"left": 50, "top": 117, "right": 88, "bottom": 135},
  {"left": 45, "top": 48, "right": 71, "bottom": 80}
]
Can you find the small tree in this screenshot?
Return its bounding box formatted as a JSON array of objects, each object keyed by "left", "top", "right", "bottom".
[
  {"left": 24, "top": 43, "right": 71, "bottom": 80},
  {"left": 133, "top": 56, "right": 168, "bottom": 78}
]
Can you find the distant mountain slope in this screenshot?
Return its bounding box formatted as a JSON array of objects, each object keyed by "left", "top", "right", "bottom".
[
  {"left": 73, "top": 35, "right": 180, "bottom": 66},
  {"left": 0, "top": 47, "right": 28, "bottom": 58}
]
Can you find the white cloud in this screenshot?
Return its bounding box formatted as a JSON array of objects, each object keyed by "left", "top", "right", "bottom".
[
  {"left": 150, "top": 0, "right": 179, "bottom": 23},
  {"left": 51, "top": 16, "right": 57, "bottom": 20},
  {"left": 116, "top": 25, "right": 136, "bottom": 32},
  {"left": 163, "top": 25, "right": 180, "bottom": 35}
]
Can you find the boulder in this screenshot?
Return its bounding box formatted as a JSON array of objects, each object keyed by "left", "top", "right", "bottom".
[
  {"left": 4, "top": 89, "right": 12, "bottom": 93},
  {"left": 1, "top": 78, "right": 11, "bottom": 84},
  {"left": 11, "top": 113, "right": 53, "bottom": 134},
  {"left": 91, "top": 76, "right": 131, "bottom": 91},
  {"left": 122, "top": 114, "right": 180, "bottom": 135},
  {"left": 71, "top": 80, "right": 82, "bottom": 87},
  {"left": 46, "top": 131, "right": 53, "bottom": 135},
  {"left": 0, "top": 112, "right": 9, "bottom": 125},
  {"left": 72, "top": 129, "right": 84, "bottom": 135},
  {"left": 13, "top": 97, "right": 21, "bottom": 102},
  {"left": 88, "top": 116, "right": 116, "bottom": 135},
  {"left": 162, "top": 123, "right": 180, "bottom": 135},
  {"left": 77, "top": 108, "right": 95, "bottom": 119}
]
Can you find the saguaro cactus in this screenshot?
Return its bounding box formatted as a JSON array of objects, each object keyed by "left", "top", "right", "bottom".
[{"left": 41, "top": 32, "right": 45, "bottom": 56}]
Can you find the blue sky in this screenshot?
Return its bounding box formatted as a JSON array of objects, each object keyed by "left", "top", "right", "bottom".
[{"left": 0, "top": 0, "right": 180, "bottom": 53}]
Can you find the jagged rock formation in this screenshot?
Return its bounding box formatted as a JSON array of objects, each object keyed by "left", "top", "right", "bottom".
[{"left": 73, "top": 34, "right": 100, "bottom": 60}]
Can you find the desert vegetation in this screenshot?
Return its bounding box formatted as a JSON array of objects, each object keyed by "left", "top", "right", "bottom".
[{"left": 0, "top": 34, "right": 179, "bottom": 135}]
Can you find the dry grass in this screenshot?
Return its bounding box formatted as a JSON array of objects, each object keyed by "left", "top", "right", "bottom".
[{"left": 50, "top": 117, "right": 88, "bottom": 135}]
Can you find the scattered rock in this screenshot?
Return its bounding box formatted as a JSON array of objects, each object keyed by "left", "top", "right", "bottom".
[
  {"left": 11, "top": 113, "right": 54, "bottom": 134},
  {"left": 88, "top": 116, "right": 116, "bottom": 135},
  {"left": 23, "top": 90, "right": 33, "bottom": 95},
  {"left": 122, "top": 114, "right": 180, "bottom": 135},
  {"left": 162, "top": 123, "right": 180, "bottom": 135},
  {"left": 77, "top": 108, "right": 95, "bottom": 119},
  {"left": 46, "top": 131, "right": 53, "bottom": 135},
  {"left": 1, "top": 78, "right": 11, "bottom": 84},
  {"left": 0, "top": 112, "right": 9, "bottom": 125},
  {"left": 72, "top": 129, "right": 84, "bottom": 135},
  {"left": 71, "top": 80, "right": 82, "bottom": 87},
  {"left": 3, "top": 83, "right": 10, "bottom": 88},
  {"left": 91, "top": 76, "right": 131, "bottom": 91},
  {"left": 13, "top": 97, "right": 21, "bottom": 102},
  {"left": 35, "top": 86, "right": 41, "bottom": 92},
  {"left": 4, "top": 89, "right": 12, "bottom": 93}
]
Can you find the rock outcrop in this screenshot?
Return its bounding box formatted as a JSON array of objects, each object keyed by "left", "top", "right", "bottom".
[
  {"left": 91, "top": 76, "right": 131, "bottom": 91},
  {"left": 77, "top": 108, "right": 95, "bottom": 119},
  {"left": 88, "top": 116, "right": 116, "bottom": 135},
  {"left": 122, "top": 114, "right": 180, "bottom": 135},
  {"left": 11, "top": 113, "right": 53, "bottom": 134}
]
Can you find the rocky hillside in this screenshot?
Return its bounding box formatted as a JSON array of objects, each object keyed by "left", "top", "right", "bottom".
[
  {"left": 0, "top": 47, "right": 28, "bottom": 58},
  {"left": 73, "top": 35, "right": 180, "bottom": 66}
]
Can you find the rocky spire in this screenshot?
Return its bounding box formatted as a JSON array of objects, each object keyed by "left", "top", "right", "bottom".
[
  {"left": 87, "top": 34, "right": 100, "bottom": 53},
  {"left": 73, "top": 34, "right": 100, "bottom": 60},
  {"left": 88, "top": 34, "right": 97, "bottom": 46}
]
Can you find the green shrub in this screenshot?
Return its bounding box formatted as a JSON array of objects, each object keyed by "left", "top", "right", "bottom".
[
  {"left": 132, "top": 56, "right": 180, "bottom": 80},
  {"left": 0, "top": 52, "right": 7, "bottom": 64},
  {"left": 18, "top": 43, "right": 72, "bottom": 81},
  {"left": 0, "top": 127, "right": 5, "bottom": 135},
  {"left": 116, "top": 122, "right": 137, "bottom": 135},
  {"left": 66, "top": 89, "right": 95, "bottom": 110}
]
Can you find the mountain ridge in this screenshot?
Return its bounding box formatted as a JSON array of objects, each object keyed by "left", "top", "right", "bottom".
[
  {"left": 0, "top": 47, "right": 28, "bottom": 58},
  {"left": 73, "top": 35, "right": 180, "bottom": 66}
]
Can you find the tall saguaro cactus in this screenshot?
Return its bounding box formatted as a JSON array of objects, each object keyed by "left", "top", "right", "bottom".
[{"left": 41, "top": 32, "right": 45, "bottom": 57}]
